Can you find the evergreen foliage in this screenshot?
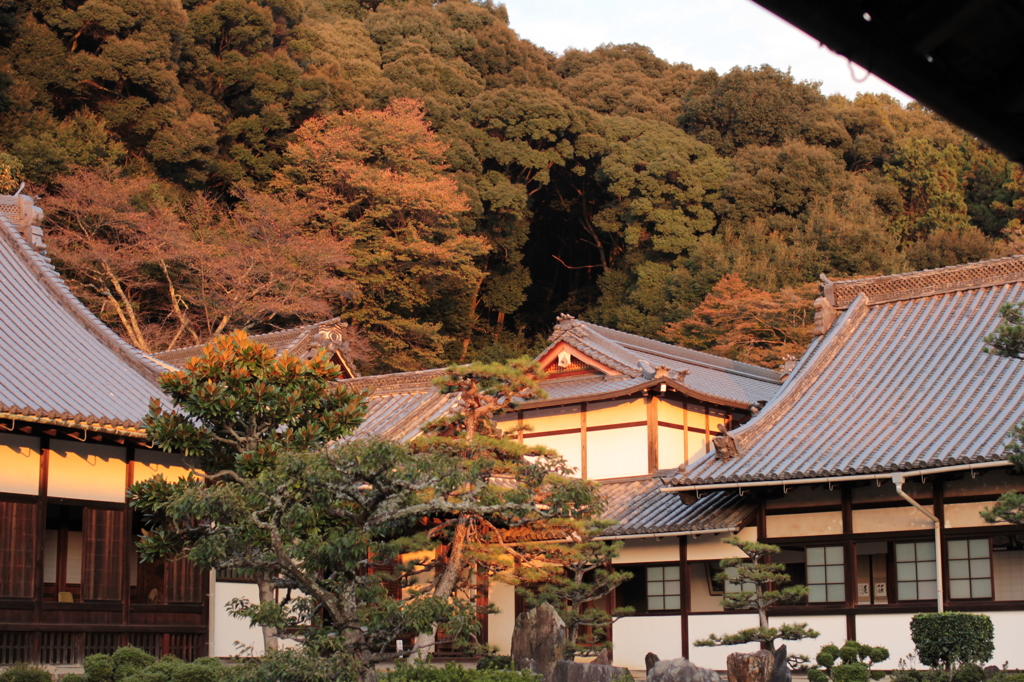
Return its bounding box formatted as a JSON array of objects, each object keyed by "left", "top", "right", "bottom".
[
  {"left": 808, "top": 641, "right": 889, "bottom": 682},
  {"left": 981, "top": 304, "right": 1024, "bottom": 524},
  {"left": 695, "top": 537, "right": 818, "bottom": 651}
]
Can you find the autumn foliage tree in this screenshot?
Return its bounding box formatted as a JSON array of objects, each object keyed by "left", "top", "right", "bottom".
[
  {"left": 276, "top": 99, "right": 489, "bottom": 371},
  {"left": 663, "top": 274, "right": 817, "bottom": 368},
  {"left": 45, "top": 168, "right": 355, "bottom": 353}
]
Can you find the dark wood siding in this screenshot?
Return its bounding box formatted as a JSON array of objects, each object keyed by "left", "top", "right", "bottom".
[
  {"left": 82, "top": 508, "right": 124, "bottom": 601},
  {"left": 0, "top": 501, "right": 37, "bottom": 598}
]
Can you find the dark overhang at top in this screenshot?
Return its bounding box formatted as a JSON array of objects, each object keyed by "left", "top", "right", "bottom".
[{"left": 752, "top": 0, "right": 1024, "bottom": 162}]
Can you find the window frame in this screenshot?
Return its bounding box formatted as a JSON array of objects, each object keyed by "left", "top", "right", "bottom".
[
  {"left": 614, "top": 562, "right": 683, "bottom": 615},
  {"left": 946, "top": 537, "right": 993, "bottom": 601},
  {"left": 805, "top": 545, "right": 845, "bottom": 604},
  {"left": 893, "top": 540, "right": 938, "bottom": 602}
]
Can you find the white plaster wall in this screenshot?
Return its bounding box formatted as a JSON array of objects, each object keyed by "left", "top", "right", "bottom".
[
  {"left": 587, "top": 426, "right": 648, "bottom": 480},
  {"left": 613, "top": 537, "right": 679, "bottom": 564},
  {"left": 487, "top": 580, "right": 516, "bottom": 655},
  {"left": 852, "top": 506, "right": 933, "bottom": 534},
  {"left": 771, "top": 615, "right": 846, "bottom": 661},
  {"left": 587, "top": 399, "right": 646, "bottom": 427},
  {"left": 687, "top": 528, "right": 757, "bottom": 562},
  {"left": 984, "top": 611, "right": 1024, "bottom": 669},
  {"left": 211, "top": 581, "right": 264, "bottom": 657},
  {"left": 945, "top": 502, "right": 1009, "bottom": 528},
  {"left": 658, "top": 425, "right": 687, "bottom": 470},
  {"left": 766, "top": 511, "right": 843, "bottom": 538},
  {"left": 521, "top": 405, "right": 581, "bottom": 433},
  {"left": 523, "top": 432, "right": 582, "bottom": 477},
  {"left": 854, "top": 613, "right": 916, "bottom": 665},
  {"left": 48, "top": 442, "right": 127, "bottom": 502},
  {"left": 613, "top": 615, "right": 681, "bottom": 670},
  {"left": 0, "top": 433, "right": 40, "bottom": 495},
  {"left": 688, "top": 613, "right": 760, "bottom": 670}
]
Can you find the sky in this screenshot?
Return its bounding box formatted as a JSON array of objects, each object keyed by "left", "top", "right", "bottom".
[{"left": 496, "top": 0, "right": 911, "bottom": 104}]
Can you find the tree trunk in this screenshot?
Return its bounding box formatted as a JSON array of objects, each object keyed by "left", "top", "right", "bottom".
[
  {"left": 257, "top": 576, "right": 279, "bottom": 652},
  {"left": 414, "top": 514, "right": 472, "bottom": 659}
]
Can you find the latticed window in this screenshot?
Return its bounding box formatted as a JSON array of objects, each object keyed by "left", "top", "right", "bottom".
[
  {"left": 895, "top": 541, "right": 937, "bottom": 601},
  {"left": 646, "top": 565, "right": 681, "bottom": 611},
  {"left": 948, "top": 539, "right": 992, "bottom": 599},
  {"left": 806, "top": 546, "right": 845, "bottom": 603}
]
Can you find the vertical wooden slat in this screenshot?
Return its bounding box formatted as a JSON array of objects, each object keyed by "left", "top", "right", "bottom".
[
  {"left": 82, "top": 508, "right": 124, "bottom": 600},
  {"left": 0, "top": 501, "right": 38, "bottom": 598},
  {"left": 679, "top": 536, "right": 690, "bottom": 660},
  {"left": 166, "top": 557, "right": 203, "bottom": 602}
]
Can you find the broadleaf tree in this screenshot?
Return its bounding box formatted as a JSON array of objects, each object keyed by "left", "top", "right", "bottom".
[{"left": 137, "top": 330, "right": 367, "bottom": 650}]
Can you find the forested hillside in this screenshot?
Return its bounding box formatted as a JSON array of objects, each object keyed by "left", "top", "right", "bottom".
[{"left": 2, "top": 0, "right": 1021, "bottom": 373}]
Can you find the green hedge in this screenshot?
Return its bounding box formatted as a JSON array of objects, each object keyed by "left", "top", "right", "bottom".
[
  {"left": 381, "top": 661, "right": 539, "bottom": 682},
  {"left": 0, "top": 664, "right": 53, "bottom": 682},
  {"left": 911, "top": 613, "right": 994, "bottom": 672}
]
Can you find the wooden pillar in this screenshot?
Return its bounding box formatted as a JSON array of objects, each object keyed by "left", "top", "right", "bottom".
[
  {"left": 646, "top": 395, "right": 659, "bottom": 474},
  {"left": 679, "top": 536, "right": 690, "bottom": 659},
  {"left": 123, "top": 447, "right": 135, "bottom": 631},
  {"left": 33, "top": 435, "right": 50, "bottom": 663},
  {"left": 580, "top": 404, "right": 588, "bottom": 479},
  {"left": 934, "top": 479, "right": 945, "bottom": 612},
  {"left": 842, "top": 486, "right": 857, "bottom": 641}
]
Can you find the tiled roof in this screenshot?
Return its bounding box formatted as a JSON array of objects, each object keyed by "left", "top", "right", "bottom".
[
  {"left": 156, "top": 318, "right": 357, "bottom": 377},
  {"left": 342, "top": 369, "right": 458, "bottom": 441},
  {"left": 666, "top": 256, "right": 1024, "bottom": 487},
  {"left": 599, "top": 477, "right": 753, "bottom": 536},
  {"left": 0, "top": 195, "right": 167, "bottom": 436},
  {"left": 539, "top": 316, "right": 781, "bottom": 408}
]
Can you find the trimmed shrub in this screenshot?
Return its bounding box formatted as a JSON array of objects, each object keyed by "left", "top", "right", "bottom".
[
  {"left": 111, "top": 648, "right": 157, "bottom": 682},
  {"left": 380, "top": 661, "right": 540, "bottom": 682},
  {"left": 476, "top": 657, "right": 513, "bottom": 671},
  {"left": 0, "top": 664, "right": 53, "bottom": 682},
  {"left": 808, "top": 641, "right": 889, "bottom": 682},
  {"left": 911, "top": 613, "right": 994, "bottom": 672},
  {"left": 62, "top": 676, "right": 88, "bottom": 682},
  {"left": 84, "top": 654, "right": 115, "bottom": 682}
]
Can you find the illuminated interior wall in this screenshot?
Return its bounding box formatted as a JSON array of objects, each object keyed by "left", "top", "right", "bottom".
[
  {"left": 0, "top": 433, "right": 41, "bottom": 495},
  {"left": 48, "top": 442, "right": 128, "bottom": 502}
]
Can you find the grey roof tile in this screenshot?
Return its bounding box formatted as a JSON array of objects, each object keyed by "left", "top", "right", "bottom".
[
  {"left": 667, "top": 257, "right": 1024, "bottom": 487},
  {"left": 0, "top": 197, "right": 168, "bottom": 435},
  {"left": 600, "top": 478, "right": 753, "bottom": 536}
]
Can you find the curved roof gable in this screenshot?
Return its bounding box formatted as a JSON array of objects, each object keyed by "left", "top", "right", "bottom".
[
  {"left": 667, "top": 256, "right": 1024, "bottom": 488},
  {"left": 0, "top": 195, "right": 167, "bottom": 436}
]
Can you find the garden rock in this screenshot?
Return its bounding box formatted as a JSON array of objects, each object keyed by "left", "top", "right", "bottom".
[
  {"left": 727, "top": 650, "right": 775, "bottom": 682},
  {"left": 511, "top": 602, "right": 567, "bottom": 681},
  {"left": 552, "top": 660, "right": 633, "bottom": 682},
  {"left": 769, "top": 646, "right": 790, "bottom": 682},
  {"left": 648, "top": 656, "right": 724, "bottom": 682}
]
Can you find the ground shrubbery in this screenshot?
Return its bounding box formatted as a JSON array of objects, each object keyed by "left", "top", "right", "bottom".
[{"left": 380, "top": 661, "right": 538, "bottom": 682}]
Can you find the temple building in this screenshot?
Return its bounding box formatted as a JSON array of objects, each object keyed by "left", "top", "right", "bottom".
[{"left": 3, "top": 187, "right": 1024, "bottom": 672}]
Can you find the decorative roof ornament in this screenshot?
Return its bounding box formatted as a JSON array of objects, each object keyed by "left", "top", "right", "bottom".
[
  {"left": 557, "top": 350, "right": 572, "bottom": 368},
  {"left": 713, "top": 424, "right": 741, "bottom": 461},
  {"left": 0, "top": 190, "right": 45, "bottom": 252},
  {"left": 813, "top": 296, "right": 837, "bottom": 336}
]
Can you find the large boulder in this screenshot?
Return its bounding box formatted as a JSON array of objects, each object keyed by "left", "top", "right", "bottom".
[
  {"left": 726, "top": 650, "right": 775, "bottom": 682},
  {"left": 552, "top": 660, "right": 633, "bottom": 682},
  {"left": 648, "top": 656, "right": 724, "bottom": 682},
  {"left": 511, "top": 603, "right": 567, "bottom": 681}
]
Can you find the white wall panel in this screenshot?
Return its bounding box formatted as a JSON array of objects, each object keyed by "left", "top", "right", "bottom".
[
  {"left": 613, "top": 615, "right": 681, "bottom": 670},
  {"left": 688, "top": 613, "right": 760, "bottom": 670}
]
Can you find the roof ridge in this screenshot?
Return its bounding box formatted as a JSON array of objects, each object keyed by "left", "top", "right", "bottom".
[
  {"left": 573, "top": 319, "right": 783, "bottom": 382},
  {"left": 826, "top": 254, "right": 1024, "bottom": 309},
  {"left": 155, "top": 317, "right": 342, "bottom": 358}
]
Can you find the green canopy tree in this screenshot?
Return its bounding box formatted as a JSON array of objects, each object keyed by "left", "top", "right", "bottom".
[
  {"left": 138, "top": 330, "right": 367, "bottom": 651},
  {"left": 981, "top": 303, "right": 1024, "bottom": 525}
]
